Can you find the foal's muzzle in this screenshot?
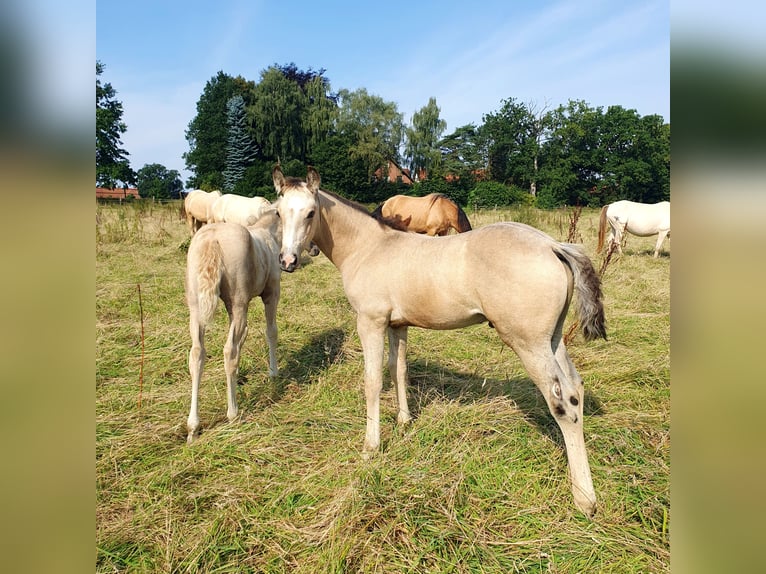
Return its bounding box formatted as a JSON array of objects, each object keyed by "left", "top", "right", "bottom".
[{"left": 279, "top": 252, "right": 298, "bottom": 273}]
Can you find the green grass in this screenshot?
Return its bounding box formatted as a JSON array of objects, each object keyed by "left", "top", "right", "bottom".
[{"left": 96, "top": 200, "right": 669, "bottom": 572}]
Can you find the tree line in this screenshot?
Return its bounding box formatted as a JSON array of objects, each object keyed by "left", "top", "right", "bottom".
[{"left": 97, "top": 61, "right": 669, "bottom": 207}]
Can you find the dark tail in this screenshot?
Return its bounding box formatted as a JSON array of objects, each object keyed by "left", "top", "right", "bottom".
[
  {"left": 553, "top": 243, "right": 607, "bottom": 342},
  {"left": 455, "top": 204, "right": 472, "bottom": 232},
  {"left": 596, "top": 205, "right": 608, "bottom": 253}
]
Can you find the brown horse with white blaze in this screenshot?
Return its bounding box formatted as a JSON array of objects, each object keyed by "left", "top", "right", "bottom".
[
  {"left": 273, "top": 166, "right": 607, "bottom": 517},
  {"left": 372, "top": 193, "right": 472, "bottom": 235}
]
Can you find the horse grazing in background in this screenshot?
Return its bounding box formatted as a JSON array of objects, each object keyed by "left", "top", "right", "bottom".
[
  {"left": 183, "top": 189, "right": 222, "bottom": 235},
  {"left": 273, "top": 166, "right": 606, "bottom": 517},
  {"left": 371, "top": 193, "right": 472, "bottom": 236},
  {"left": 210, "top": 194, "right": 273, "bottom": 227},
  {"left": 597, "top": 200, "right": 670, "bottom": 258},
  {"left": 185, "top": 210, "right": 281, "bottom": 443}
]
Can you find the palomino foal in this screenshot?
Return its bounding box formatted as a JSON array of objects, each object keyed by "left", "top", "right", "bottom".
[
  {"left": 273, "top": 166, "right": 607, "bottom": 517},
  {"left": 185, "top": 210, "right": 281, "bottom": 443}
]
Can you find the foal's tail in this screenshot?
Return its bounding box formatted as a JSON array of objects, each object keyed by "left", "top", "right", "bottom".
[
  {"left": 455, "top": 204, "right": 473, "bottom": 232},
  {"left": 192, "top": 239, "right": 224, "bottom": 327},
  {"left": 596, "top": 205, "right": 609, "bottom": 253},
  {"left": 553, "top": 243, "right": 607, "bottom": 342}
]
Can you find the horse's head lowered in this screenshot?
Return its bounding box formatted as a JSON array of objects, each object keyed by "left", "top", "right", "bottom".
[{"left": 272, "top": 165, "right": 321, "bottom": 272}]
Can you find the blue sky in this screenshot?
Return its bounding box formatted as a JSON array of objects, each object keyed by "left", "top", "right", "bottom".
[{"left": 97, "top": 0, "right": 670, "bottom": 185}]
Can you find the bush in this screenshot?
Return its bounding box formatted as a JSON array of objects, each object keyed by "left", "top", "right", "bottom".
[{"left": 468, "top": 181, "right": 533, "bottom": 208}]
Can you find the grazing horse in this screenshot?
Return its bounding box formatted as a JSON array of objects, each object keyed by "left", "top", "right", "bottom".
[
  {"left": 185, "top": 210, "right": 281, "bottom": 443},
  {"left": 371, "top": 193, "right": 472, "bottom": 235},
  {"left": 210, "top": 193, "right": 273, "bottom": 227},
  {"left": 597, "top": 200, "right": 670, "bottom": 257},
  {"left": 273, "top": 166, "right": 607, "bottom": 517},
  {"left": 183, "top": 189, "right": 222, "bottom": 235}
]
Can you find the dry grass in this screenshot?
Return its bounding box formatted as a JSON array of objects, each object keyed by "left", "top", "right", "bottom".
[{"left": 96, "top": 200, "right": 669, "bottom": 572}]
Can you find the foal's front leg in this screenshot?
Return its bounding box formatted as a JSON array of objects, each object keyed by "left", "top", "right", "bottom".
[
  {"left": 262, "top": 288, "right": 280, "bottom": 378},
  {"left": 357, "top": 314, "right": 387, "bottom": 457},
  {"left": 387, "top": 326, "right": 412, "bottom": 424}
]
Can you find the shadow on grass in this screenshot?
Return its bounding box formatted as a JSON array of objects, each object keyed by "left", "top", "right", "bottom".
[
  {"left": 241, "top": 327, "right": 349, "bottom": 408},
  {"left": 401, "top": 358, "right": 604, "bottom": 448}
]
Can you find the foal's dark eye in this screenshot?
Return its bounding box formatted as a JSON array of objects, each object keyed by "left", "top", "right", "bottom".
[
  {"left": 275, "top": 211, "right": 281, "bottom": 218},
  {"left": 307, "top": 210, "right": 315, "bottom": 219}
]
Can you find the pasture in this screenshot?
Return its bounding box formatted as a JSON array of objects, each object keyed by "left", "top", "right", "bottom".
[{"left": 96, "top": 200, "right": 669, "bottom": 572}]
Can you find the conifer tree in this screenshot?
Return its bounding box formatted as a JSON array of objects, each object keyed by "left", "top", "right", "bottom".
[{"left": 223, "top": 94, "right": 257, "bottom": 193}]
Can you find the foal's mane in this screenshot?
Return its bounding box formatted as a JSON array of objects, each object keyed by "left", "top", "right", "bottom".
[{"left": 320, "top": 188, "right": 406, "bottom": 231}]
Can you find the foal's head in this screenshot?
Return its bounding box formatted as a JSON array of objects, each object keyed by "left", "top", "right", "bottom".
[{"left": 272, "top": 165, "right": 321, "bottom": 272}]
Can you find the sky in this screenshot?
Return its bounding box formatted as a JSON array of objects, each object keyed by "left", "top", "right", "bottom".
[{"left": 96, "top": 0, "right": 671, "bottom": 186}]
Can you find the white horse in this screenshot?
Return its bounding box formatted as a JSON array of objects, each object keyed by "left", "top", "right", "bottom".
[
  {"left": 185, "top": 210, "right": 281, "bottom": 443},
  {"left": 597, "top": 200, "right": 670, "bottom": 258},
  {"left": 210, "top": 194, "right": 273, "bottom": 227},
  {"left": 183, "top": 189, "right": 222, "bottom": 235}
]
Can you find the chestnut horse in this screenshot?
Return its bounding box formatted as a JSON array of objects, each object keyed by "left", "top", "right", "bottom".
[
  {"left": 597, "top": 200, "right": 670, "bottom": 257},
  {"left": 273, "top": 166, "right": 606, "bottom": 517},
  {"left": 183, "top": 189, "right": 222, "bottom": 235},
  {"left": 185, "top": 210, "right": 281, "bottom": 443},
  {"left": 372, "top": 193, "right": 472, "bottom": 235}
]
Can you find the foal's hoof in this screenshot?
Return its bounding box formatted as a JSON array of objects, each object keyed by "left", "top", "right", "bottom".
[{"left": 574, "top": 493, "right": 597, "bottom": 519}]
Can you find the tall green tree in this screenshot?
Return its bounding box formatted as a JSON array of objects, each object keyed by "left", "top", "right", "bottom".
[
  {"left": 335, "top": 88, "right": 403, "bottom": 182},
  {"left": 223, "top": 94, "right": 257, "bottom": 193},
  {"left": 184, "top": 71, "right": 254, "bottom": 189},
  {"left": 482, "top": 97, "right": 545, "bottom": 194},
  {"left": 96, "top": 61, "right": 135, "bottom": 188},
  {"left": 404, "top": 97, "right": 447, "bottom": 180},
  {"left": 136, "top": 163, "right": 184, "bottom": 200},
  {"left": 538, "top": 100, "right": 603, "bottom": 207},
  {"left": 436, "top": 123, "right": 487, "bottom": 180},
  {"left": 249, "top": 63, "right": 336, "bottom": 163}
]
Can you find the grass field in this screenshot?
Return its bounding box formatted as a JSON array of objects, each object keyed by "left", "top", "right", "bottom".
[{"left": 96, "top": 200, "right": 669, "bottom": 573}]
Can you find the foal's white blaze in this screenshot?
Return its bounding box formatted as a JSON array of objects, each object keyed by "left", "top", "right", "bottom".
[{"left": 277, "top": 192, "right": 315, "bottom": 272}]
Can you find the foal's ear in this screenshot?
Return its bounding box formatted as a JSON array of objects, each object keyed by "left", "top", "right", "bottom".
[
  {"left": 272, "top": 165, "right": 285, "bottom": 194},
  {"left": 306, "top": 166, "right": 321, "bottom": 192}
]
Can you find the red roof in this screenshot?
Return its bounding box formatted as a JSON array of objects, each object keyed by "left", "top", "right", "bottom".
[{"left": 96, "top": 187, "right": 141, "bottom": 199}]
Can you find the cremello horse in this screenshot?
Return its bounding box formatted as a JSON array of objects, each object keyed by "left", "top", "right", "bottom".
[
  {"left": 371, "top": 193, "right": 472, "bottom": 235},
  {"left": 185, "top": 210, "right": 281, "bottom": 443},
  {"left": 210, "top": 194, "right": 273, "bottom": 227},
  {"left": 597, "top": 200, "right": 670, "bottom": 257},
  {"left": 273, "top": 166, "right": 607, "bottom": 517},
  {"left": 183, "top": 189, "right": 222, "bottom": 235}
]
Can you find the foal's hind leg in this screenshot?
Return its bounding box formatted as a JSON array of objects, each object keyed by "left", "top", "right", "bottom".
[
  {"left": 223, "top": 303, "right": 249, "bottom": 423},
  {"left": 552, "top": 339, "right": 596, "bottom": 516},
  {"left": 387, "top": 326, "right": 412, "bottom": 424},
  {"left": 187, "top": 314, "right": 206, "bottom": 443},
  {"left": 505, "top": 336, "right": 597, "bottom": 517}
]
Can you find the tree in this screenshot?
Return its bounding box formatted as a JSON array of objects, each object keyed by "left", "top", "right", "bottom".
[
  {"left": 223, "top": 95, "right": 257, "bottom": 193},
  {"left": 335, "top": 88, "right": 403, "bottom": 182},
  {"left": 436, "top": 123, "right": 488, "bottom": 180},
  {"left": 404, "top": 97, "right": 447, "bottom": 180},
  {"left": 538, "top": 100, "right": 603, "bottom": 207},
  {"left": 96, "top": 61, "right": 135, "bottom": 188},
  {"left": 481, "top": 98, "right": 544, "bottom": 194},
  {"left": 136, "top": 163, "right": 184, "bottom": 200},
  {"left": 184, "top": 71, "right": 255, "bottom": 189},
  {"left": 249, "top": 63, "right": 337, "bottom": 163}
]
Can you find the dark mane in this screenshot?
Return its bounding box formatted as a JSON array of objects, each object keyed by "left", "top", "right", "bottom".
[{"left": 320, "top": 189, "right": 407, "bottom": 231}]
